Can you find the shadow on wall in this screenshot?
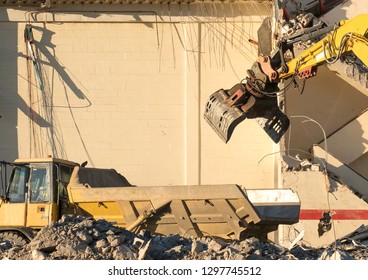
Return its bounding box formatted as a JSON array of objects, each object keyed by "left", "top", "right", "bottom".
[
  {"left": 284, "top": 66, "right": 368, "bottom": 161},
  {"left": 0, "top": 11, "right": 94, "bottom": 162},
  {"left": 0, "top": 9, "right": 18, "bottom": 162},
  {"left": 23, "top": 2, "right": 272, "bottom": 77},
  {"left": 0, "top": 9, "right": 57, "bottom": 161},
  {"left": 321, "top": 0, "right": 368, "bottom": 24},
  {"left": 283, "top": 2, "right": 368, "bottom": 160},
  {"left": 279, "top": 0, "right": 347, "bottom": 19},
  {"left": 19, "top": 23, "right": 94, "bottom": 164},
  {"left": 0, "top": 2, "right": 274, "bottom": 164}
]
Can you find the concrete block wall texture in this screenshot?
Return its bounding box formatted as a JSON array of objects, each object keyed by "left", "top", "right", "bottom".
[
  {"left": 0, "top": 2, "right": 278, "bottom": 188},
  {"left": 313, "top": 145, "right": 368, "bottom": 200}
]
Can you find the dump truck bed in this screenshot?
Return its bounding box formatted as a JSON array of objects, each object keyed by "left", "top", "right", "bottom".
[{"left": 67, "top": 166, "right": 300, "bottom": 240}]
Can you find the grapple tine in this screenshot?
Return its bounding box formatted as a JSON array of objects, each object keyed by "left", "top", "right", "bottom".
[{"left": 255, "top": 108, "right": 290, "bottom": 144}]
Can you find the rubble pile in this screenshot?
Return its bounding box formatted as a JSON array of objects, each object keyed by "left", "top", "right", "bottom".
[{"left": 1, "top": 215, "right": 367, "bottom": 260}]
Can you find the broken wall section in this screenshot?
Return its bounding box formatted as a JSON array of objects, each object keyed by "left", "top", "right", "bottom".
[
  {"left": 280, "top": 170, "right": 368, "bottom": 248},
  {"left": 279, "top": 0, "right": 368, "bottom": 202}
]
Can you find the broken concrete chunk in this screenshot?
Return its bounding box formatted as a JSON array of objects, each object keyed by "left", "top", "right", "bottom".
[
  {"left": 166, "top": 245, "right": 183, "bottom": 255},
  {"left": 31, "top": 249, "right": 47, "bottom": 260},
  {"left": 77, "top": 232, "right": 93, "bottom": 244},
  {"left": 146, "top": 242, "right": 167, "bottom": 259},
  {"left": 101, "top": 247, "right": 110, "bottom": 254},
  {"left": 318, "top": 249, "right": 354, "bottom": 260},
  {"left": 138, "top": 240, "right": 151, "bottom": 260},
  {"left": 161, "top": 234, "right": 181, "bottom": 248},
  {"left": 95, "top": 239, "right": 108, "bottom": 249},
  {"left": 108, "top": 235, "right": 125, "bottom": 247},
  {"left": 106, "top": 229, "right": 115, "bottom": 235},
  {"left": 90, "top": 228, "right": 100, "bottom": 240},
  {"left": 76, "top": 218, "right": 94, "bottom": 229},
  {"left": 114, "top": 245, "right": 136, "bottom": 260},
  {"left": 133, "top": 236, "right": 146, "bottom": 249},
  {"left": 208, "top": 238, "right": 227, "bottom": 252},
  {"left": 231, "top": 253, "right": 246, "bottom": 260},
  {"left": 191, "top": 240, "right": 205, "bottom": 254}
]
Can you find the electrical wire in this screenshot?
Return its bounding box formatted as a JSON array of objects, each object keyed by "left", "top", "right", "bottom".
[
  {"left": 287, "top": 115, "right": 338, "bottom": 250},
  {"left": 257, "top": 114, "right": 341, "bottom": 249}
]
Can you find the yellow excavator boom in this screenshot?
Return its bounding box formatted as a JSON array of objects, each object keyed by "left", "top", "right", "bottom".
[
  {"left": 203, "top": 13, "right": 368, "bottom": 144},
  {"left": 280, "top": 14, "right": 368, "bottom": 79}
]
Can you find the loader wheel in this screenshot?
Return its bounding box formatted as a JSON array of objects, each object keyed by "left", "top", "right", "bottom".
[{"left": 0, "top": 231, "right": 29, "bottom": 246}]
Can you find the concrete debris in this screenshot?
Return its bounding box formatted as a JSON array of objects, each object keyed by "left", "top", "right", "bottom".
[
  {"left": 0, "top": 215, "right": 368, "bottom": 260},
  {"left": 318, "top": 249, "right": 354, "bottom": 260},
  {"left": 318, "top": 211, "right": 333, "bottom": 237},
  {"left": 317, "top": 224, "right": 368, "bottom": 260},
  {"left": 343, "top": 56, "right": 368, "bottom": 89},
  {"left": 282, "top": 154, "right": 320, "bottom": 172},
  {"left": 280, "top": 12, "right": 323, "bottom": 51}
]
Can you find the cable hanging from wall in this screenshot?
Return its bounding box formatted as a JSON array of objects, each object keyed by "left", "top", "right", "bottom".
[{"left": 25, "top": 23, "right": 43, "bottom": 158}]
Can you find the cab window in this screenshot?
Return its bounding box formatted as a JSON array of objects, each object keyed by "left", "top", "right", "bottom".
[
  {"left": 29, "top": 167, "right": 49, "bottom": 202},
  {"left": 58, "top": 165, "right": 74, "bottom": 198},
  {"left": 8, "top": 166, "right": 29, "bottom": 203}
]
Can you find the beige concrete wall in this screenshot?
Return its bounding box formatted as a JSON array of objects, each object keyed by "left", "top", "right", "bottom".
[
  {"left": 0, "top": 3, "right": 278, "bottom": 188},
  {"left": 313, "top": 145, "right": 368, "bottom": 200},
  {"left": 319, "top": 110, "right": 368, "bottom": 165}
]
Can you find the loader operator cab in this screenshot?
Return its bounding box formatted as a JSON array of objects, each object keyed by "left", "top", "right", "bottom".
[
  {"left": 4, "top": 164, "right": 50, "bottom": 203},
  {"left": 0, "top": 157, "right": 79, "bottom": 244}
]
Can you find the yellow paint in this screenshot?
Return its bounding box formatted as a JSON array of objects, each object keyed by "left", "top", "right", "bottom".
[
  {"left": 0, "top": 203, "right": 26, "bottom": 226},
  {"left": 74, "top": 201, "right": 127, "bottom": 226},
  {"left": 26, "top": 203, "right": 54, "bottom": 227},
  {"left": 279, "top": 14, "right": 368, "bottom": 79}
]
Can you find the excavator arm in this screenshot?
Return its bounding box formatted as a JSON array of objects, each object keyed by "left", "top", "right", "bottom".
[
  {"left": 280, "top": 14, "right": 368, "bottom": 80},
  {"left": 204, "top": 14, "right": 368, "bottom": 143}
]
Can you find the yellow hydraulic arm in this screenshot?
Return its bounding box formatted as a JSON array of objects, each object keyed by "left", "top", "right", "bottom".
[
  {"left": 203, "top": 14, "right": 368, "bottom": 144},
  {"left": 279, "top": 14, "right": 368, "bottom": 80}
]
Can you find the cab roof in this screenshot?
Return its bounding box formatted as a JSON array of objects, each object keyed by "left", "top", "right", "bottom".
[{"left": 14, "top": 157, "right": 79, "bottom": 166}]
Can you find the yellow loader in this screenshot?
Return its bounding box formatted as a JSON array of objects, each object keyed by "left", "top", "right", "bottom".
[{"left": 0, "top": 157, "right": 300, "bottom": 245}]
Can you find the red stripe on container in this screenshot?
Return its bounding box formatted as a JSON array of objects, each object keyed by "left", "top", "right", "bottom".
[
  {"left": 300, "top": 209, "right": 368, "bottom": 220},
  {"left": 320, "top": 0, "right": 325, "bottom": 14}
]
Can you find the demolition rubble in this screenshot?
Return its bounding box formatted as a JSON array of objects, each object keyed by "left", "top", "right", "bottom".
[{"left": 1, "top": 215, "right": 367, "bottom": 260}]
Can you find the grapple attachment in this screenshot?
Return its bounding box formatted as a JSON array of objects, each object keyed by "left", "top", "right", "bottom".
[
  {"left": 203, "top": 84, "right": 255, "bottom": 143},
  {"left": 255, "top": 105, "right": 290, "bottom": 144},
  {"left": 203, "top": 83, "right": 290, "bottom": 143}
]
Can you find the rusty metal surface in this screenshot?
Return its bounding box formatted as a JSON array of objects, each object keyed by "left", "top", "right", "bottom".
[
  {"left": 255, "top": 105, "right": 290, "bottom": 144},
  {"left": 203, "top": 88, "right": 247, "bottom": 143},
  {"left": 204, "top": 82, "right": 289, "bottom": 143},
  {"left": 203, "top": 83, "right": 263, "bottom": 143}
]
